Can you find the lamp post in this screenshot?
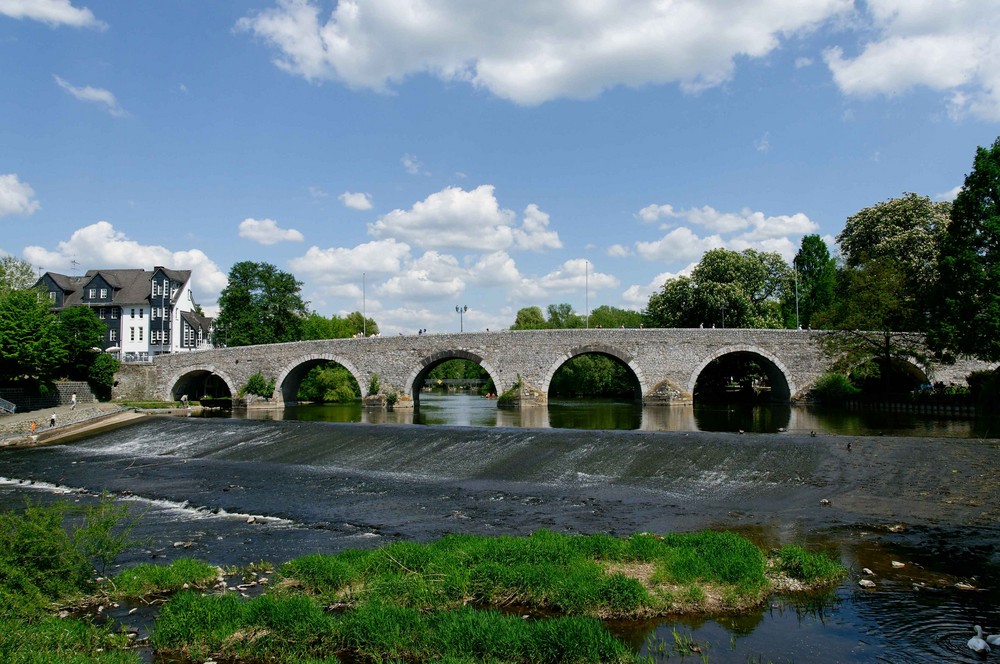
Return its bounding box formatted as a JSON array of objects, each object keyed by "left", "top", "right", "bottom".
[
  {"left": 793, "top": 259, "right": 800, "bottom": 330},
  {"left": 585, "top": 260, "right": 590, "bottom": 329},
  {"left": 362, "top": 272, "right": 366, "bottom": 337},
  {"left": 456, "top": 305, "right": 468, "bottom": 332}
]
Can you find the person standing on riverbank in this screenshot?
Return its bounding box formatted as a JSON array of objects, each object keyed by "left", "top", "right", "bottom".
[
  {"left": 70, "top": 393, "right": 77, "bottom": 410},
  {"left": 49, "top": 413, "right": 56, "bottom": 428}
]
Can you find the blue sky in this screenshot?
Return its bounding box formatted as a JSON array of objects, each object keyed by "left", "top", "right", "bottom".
[{"left": 2, "top": 0, "right": 998, "bottom": 334}]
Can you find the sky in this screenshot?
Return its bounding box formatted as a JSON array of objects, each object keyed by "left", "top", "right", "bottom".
[{"left": 2, "top": 0, "right": 999, "bottom": 335}]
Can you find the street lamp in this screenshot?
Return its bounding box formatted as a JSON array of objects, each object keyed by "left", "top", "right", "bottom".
[
  {"left": 362, "top": 272, "right": 366, "bottom": 337},
  {"left": 455, "top": 305, "right": 468, "bottom": 332}
]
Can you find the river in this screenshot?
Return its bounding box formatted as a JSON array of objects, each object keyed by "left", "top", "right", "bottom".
[{"left": 1, "top": 396, "right": 997, "bottom": 663}]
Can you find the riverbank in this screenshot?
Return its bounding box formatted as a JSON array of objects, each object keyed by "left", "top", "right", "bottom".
[{"left": 0, "top": 403, "right": 145, "bottom": 447}]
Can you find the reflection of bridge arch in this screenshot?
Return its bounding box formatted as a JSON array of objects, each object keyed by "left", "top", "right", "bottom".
[
  {"left": 164, "top": 366, "right": 238, "bottom": 401},
  {"left": 275, "top": 354, "right": 365, "bottom": 405},
  {"left": 688, "top": 346, "right": 794, "bottom": 401},
  {"left": 541, "top": 344, "right": 647, "bottom": 399},
  {"left": 404, "top": 350, "right": 502, "bottom": 406}
]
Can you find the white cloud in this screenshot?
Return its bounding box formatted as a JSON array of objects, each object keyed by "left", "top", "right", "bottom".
[
  {"left": 22, "top": 221, "right": 228, "bottom": 305},
  {"left": 238, "top": 217, "right": 305, "bottom": 245},
  {"left": 607, "top": 244, "right": 632, "bottom": 258},
  {"left": 339, "top": 191, "right": 372, "bottom": 210},
  {"left": 635, "top": 227, "right": 725, "bottom": 263},
  {"left": 0, "top": 173, "right": 40, "bottom": 217},
  {"left": 237, "top": 0, "right": 852, "bottom": 105},
  {"left": 290, "top": 238, "right": 411, "bottom": 279},
  {"left": 733, "top": 210, "right": 818, "bottom": 241},
  {"left": 754, "top": 131, "right": 770, "bottom": 153},
  {"left": 377, "top": 251, "right": 465, "bottom": 301},
  {"left": 401, "top": 153, "right": 425, "bottom": 175},
  {"left": 936, "top": 185, "right": 962, "bottom": 201},
  {"left": 467, "top": 251, "right": 521, "bottom": 287},
  {"left": 368, "top": 185, "right": 561, "bottom": 253},
  {"left": 824, "top": 0, "right": 1000, "bottom": 120},
  {"left": 518, "top": 258, "right": 619, "bottom": 299},
  {"left": 637, "top": 203, "right": 676, "bottom": 223},
  {"left": 0, "top": 0, "right": 105, "bottom": 29},
  {"left": 54, "top": 75, "right": 127, "bottom": 117},
  {"left": 513, "top": 204, "right": 562, "bottom": 252}
]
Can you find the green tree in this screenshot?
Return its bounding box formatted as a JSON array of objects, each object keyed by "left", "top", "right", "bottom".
[
  {"left": 215, "top": 262, "right": 308, "bottom": 346},
  {"left": 56, "top": 306, "right": 106, "bottom": 380},
  {"left": 511, "top": 306, "right": 548, "bottom": 329},
  {"left": 297, "top": 363, "right": 360, "bottom": 402},
  {"left": 784, "top": 235, "right": 836, "bottom": 329},
  {"left": 930, "top": 137, "right": 1000, "bottom": 361},
  {"left": 301, "top": 311, "right": 379, "bottom": 340},
  {"left": 837, "top": 193, "right": 949, "bottom": 326},
  {"left": 587, "top": 305, "right": 644, "bottom": 328},
  {"left": 549, "top": 354, "right": 636, "bottom": 397},
  {"left": 0, "top": 256, "right": 36, "bottom": 294},
  {"left": 88, "top": 353, "right": 120, "bottom": 400},
  {"left": 546, "top": 303, "right": 583, "bottom": 328},
  {"left": 645, "top": 249, "right": 790, "bottom": 328},
  {"left": 0, "top": 289, "right": 66, "bottom": 382}
]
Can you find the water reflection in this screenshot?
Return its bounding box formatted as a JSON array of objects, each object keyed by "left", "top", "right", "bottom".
[{"left": 225, "top": 393, "right": 995, "bottom": 438}]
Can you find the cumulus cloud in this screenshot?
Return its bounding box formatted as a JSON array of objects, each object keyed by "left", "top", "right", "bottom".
[
  {"left": 54, "top": 75, "right": 127, "bottom": 117},
  {"left": 635, "top": 226, "right": 725, "bottom": 263},
  {"left": 607, "top": 244, "right": 632, "bottom": 258},
  {"left": 0, "top": 173, "right": 40, "bottom": 218},
  {"left": 824, "top": 0, "right": 1000, "bottom": 120},
  {"left": 238, "top": 217, "right": 305, "bottom": 245},
  {"left": 0, "top": 0, "right": 105, "bottom": 29},
  {"left": 936, "top": 185, "right": 963, "bottom": 201},
  {"left": 467, "top": 250, "right": 521, "bottom": 287},
  {"left": 237, "top": 0, "right": 851, "bottom": 105},
  {"left": 339, "top": 191, "right": 372, "bottom": 210},
  {"left": 622, "top": 265, "right": 696, "bottom": 309},
  {"left": 290, "top": 238, "right": 411, "bottom": 279},
  {"left": 22, "top": 221, "right": 228, "bottom": 304},
  {"left": 377, "top": 251, "right": 465, "bottom": 301},
  {"left": 368, "top": 185, "right": 561, "bottom": 253},
  {"left": 518, "top": 258, "right": 618, "bottom": 300}
]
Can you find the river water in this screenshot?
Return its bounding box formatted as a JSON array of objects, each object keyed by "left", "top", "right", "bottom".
[{"left": 1, "top": 396, "right": 998, "bottom": 663}]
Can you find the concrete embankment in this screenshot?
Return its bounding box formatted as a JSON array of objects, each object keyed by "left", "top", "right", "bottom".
[{"left": 0, "top": 403, "right": 148, "bottom": 448}]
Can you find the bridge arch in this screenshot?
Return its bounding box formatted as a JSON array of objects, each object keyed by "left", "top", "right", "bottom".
[
  {"left": 688, "top": 345, "right": 795, "bottom": 401},
  {"left": 404, "top": 349, "right": 503, "bottom": 405},
  {"left": 275, "top": 353, "right": 365, "bottom": 405},
  {"left": 540, "top": 343, "right": 647, "bottom": 399},
  {"left": 163, "top": 366, "right": 238, "bottom": 402}
]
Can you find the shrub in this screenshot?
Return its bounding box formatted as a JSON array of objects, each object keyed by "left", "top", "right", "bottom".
[
  {"left": 239, "top": 371, "right": 275, "bottom": 399},
  {"left": 775, "top": 545, "right": 845, "bottom": 585},
  {"left": 811, "top": 372, "right": 861, "bottom": 402}
]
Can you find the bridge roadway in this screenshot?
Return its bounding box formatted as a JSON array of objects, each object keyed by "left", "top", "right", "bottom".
[{"left": 113, "top": 328, "right": 984, "bottom": 408}]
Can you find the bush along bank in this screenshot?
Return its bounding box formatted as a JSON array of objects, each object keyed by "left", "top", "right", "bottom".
[{"left": 2, "top": 500, "right": 845, "bottom": 663}]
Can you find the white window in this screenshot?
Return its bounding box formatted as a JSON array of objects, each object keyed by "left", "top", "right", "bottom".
[
  {"left": 153, "top": 281, "right": 160, "bottom": 296},
  {"left": 88, "top": 288, "right": 96, "bottom": 298},
  {"left": 109, "top": 330, "right": 117, "bottom": 342},
  {"left": 100, "top": 288, "right": 108, "bottom": 299},
  {"left": 99, "top": 308, "right": 106, "bottom": 319},
  {"left": 111, "top": 308, "right": 118, "bottom": 319},
  {"left": 48, "top": 291, "right": 56, "bottom": 301},
  {"left": 130, "top": 327, "right": 135, "bottom": 342}
]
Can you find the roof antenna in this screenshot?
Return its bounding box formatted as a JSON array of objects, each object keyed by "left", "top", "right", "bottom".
[{"left": 71, "top": 259, "right": 80, "bottom": 274}]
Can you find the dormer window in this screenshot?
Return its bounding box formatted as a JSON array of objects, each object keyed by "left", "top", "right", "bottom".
[
  {"left": 100, "top": 288, "right": 108, "bottom": 299},
  {"left": 88, "top": 288, "right": 96, "bottom": 298}
]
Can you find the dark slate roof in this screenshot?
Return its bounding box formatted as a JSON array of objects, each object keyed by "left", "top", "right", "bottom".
[
  {"left": 180, "top": 310, "right": 213, "bottom": 333},
  {"left": 40, "top": 268, "right": 193, "bottom": 307}
]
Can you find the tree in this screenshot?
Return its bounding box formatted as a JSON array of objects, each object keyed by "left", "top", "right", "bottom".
[
  {"left": 546, "top": 303, "right": 583, "bottom": 328},
  {"left": 301, "top": 311, "right": 379, "bottom": 340},
  {"left": 837, "top": 193, "right": 950, "bottom": 317},
  {"left": 0, "top": 289, "right": 66, "bottom": 382},
  {"left": 511, "top": 306, "right": 548, "bottom": 330},
  {"left": 0, "top": 256, "right": 36, "bottom": 294},
  {"left": 587, "top": 305, "right": 643, "bottom": 329},
  {"left": 88, "top": 353, "right": 119, "bottom": 400},
  {"left": 930, "top": 137, "right": 1000, "bottom": 361},
  {"left": 215, "top": 262, "right": 308, "bottom": 346},
  {"left": 645, "top": 249, "right": 790, "bottom": 328},
  {"left": 56, "top": 306, "right": 106, "bottom": 380},
  {"left": 783, "top": 235, "right": 836, "bottom": 329}
]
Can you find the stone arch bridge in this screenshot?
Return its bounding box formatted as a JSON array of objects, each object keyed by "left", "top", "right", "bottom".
[{"left": 113, "top": 329, "right": 983, "bottom": 408}]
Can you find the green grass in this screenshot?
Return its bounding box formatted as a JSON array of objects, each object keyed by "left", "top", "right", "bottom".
[
  {"left": 774, "top": 545, "right": 846, "bottom": 585},
  {"left": 108, "top": 557, "right": 220, "bottom": 598}
]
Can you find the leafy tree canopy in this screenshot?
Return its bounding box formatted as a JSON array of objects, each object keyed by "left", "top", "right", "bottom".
[
  {"left": 0, "top": 256, "right": 36, "bottom": 294},
  {"left": 0, "top": 289, "right": 67, "bottom": 382},
  {"left": 587, "top": 305, "right": 644, "bottom": 329},
  {"left": 837, "top": 192, "right": 949, "bottom": 294},
  {"left": 215, "top": 261, "right": 308, "bottom": 347},
  {"left": 930, "top": 137, "right": 1000, "bottom": 361},
  {"left": 511, "top": 306, "right": 547, "bottom": 330},
  {"left": 301, "top": 311, "right": 379, "bottom": 340},
  {"left": 783, "top": 235, "right": 836, "bottom": 329},
  {"left": 645, "top": 249, "right": 790, "bottom": 329},
  {"left": 57, "top": 306, "right": 106, "bottom": 380}
]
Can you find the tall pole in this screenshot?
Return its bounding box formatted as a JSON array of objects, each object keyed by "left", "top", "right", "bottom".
[
  {"left": 585, "top": 260, "right": 589, "bottom": 329},
  {"left": 362, "top": 272, "right": 366, "bottom": 337},
  {"left": 456, "top": 305, "right": 467, "bottom": 332}
]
